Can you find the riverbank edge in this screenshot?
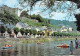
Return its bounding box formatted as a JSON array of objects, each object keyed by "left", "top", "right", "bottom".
[{"left": 0, "top": 37, "right": 80, "bottom": 44}]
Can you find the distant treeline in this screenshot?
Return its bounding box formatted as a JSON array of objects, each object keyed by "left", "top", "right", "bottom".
[
  {"left": 52, "top": 32, "right": 80, "bottom": 36},
  {"left": 46, "top": 19, "right": 77, "bottom": 31}
]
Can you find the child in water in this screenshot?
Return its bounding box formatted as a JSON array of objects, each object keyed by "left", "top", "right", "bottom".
[{"left": 70, "top": 41, "right": 73, "bottom": 55}]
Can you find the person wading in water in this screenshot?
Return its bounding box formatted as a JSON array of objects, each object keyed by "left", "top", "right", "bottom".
[
  {"left": 70, "top": 41, "right": 73, "bottom": 55},
  {"left": 75, "top": 38, "right": 79, "bottom": 49}
]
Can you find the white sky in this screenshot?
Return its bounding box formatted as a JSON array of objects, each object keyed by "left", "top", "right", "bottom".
[{"left": 0, "top": 0, "right": 2, "bottom": 2}]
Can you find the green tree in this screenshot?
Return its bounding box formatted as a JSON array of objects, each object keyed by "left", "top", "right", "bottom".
[
  {"left": 40, "top": 31, "right": 45, "bottom": 38},
  {"left": 28, "top": 29, "right": 32, "bottom": 35},
  {"left": 31, "top": 14, "right": 47, "bottom": 22},
  {"left": 0, "top": 10, "right": 19, "bottom": 25},
  {"left": 48, "top": 19, "right": 50, "bottom": 24},
  {"left": 20, "top": 11, "right": 29, "bottom": 18},
  {"left": 42, "top": 32, "right": 45, "bottom": 36},
  {"left": 20, "top": 0, "right": 80, "bottom": 9},
  {"left": 14, "top": 27, "right": 19, "bottom": 38},
  {"left": 25, "top": 29, "right": 29, "bottom": 36},
  {"left": 32, "top": 30, "right": 37, "bottom": 38},
  {"left": 7, "top": 28, "right": 12, "bottom": 38},
  {"left": 51, "top": 33, "right": 54, "bottom": 36},
  {"left": 20, "top": 28, "right": 25, "bottom": 37},
  {"left": 37, "top": 31, "right": 40, "bottom": 35},
  {"left": 0, "top": 26, "right": 6, "bottom": 36}
]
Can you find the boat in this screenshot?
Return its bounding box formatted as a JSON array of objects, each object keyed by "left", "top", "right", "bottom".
[
  {"left": 1, "top": 45, "right": 14, "bottom": 54},
  {"left": 2, "top": 45, "right": 13, "bottom": 49},
  {"left": 2, "top": 47, "right": 14, "bottom": 49},
  {"left": 37, "top": 42, "right": 41, "bottom": 44},
  {"left": 57, "top": 44, "right": 69, "bottom": 48}
]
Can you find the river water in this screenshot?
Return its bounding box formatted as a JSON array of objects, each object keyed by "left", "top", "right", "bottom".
[{"left": 0, "top": 40, "right": 79, "bottom": 56}]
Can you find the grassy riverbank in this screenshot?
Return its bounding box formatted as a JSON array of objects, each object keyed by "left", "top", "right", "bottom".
[{"left": 0, "top": 37, "right": 80, "bottom": 44}]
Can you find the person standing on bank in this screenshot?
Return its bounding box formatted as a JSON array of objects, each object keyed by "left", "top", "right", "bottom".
[
  {"left": 70, "top": 41, "right": 73, "bottom": 55},
  {"left": 75, "top": 38, "right": 79, "bottom": 49}
]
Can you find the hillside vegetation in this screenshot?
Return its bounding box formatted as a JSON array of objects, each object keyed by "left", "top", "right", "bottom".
[
  {"left": 21, "top": 17, "right": 60, "bottom": 28},
  {"left": 48, "top": 19, "right": 77, "bottom": 30},
  {"left": 20, "top": 11, "right": 61, "bottom": 28},
  {"left": 0, "top": 10, "right": 19, "bottom": 25}
]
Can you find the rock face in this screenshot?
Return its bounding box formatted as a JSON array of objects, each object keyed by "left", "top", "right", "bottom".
[{"left": 0, "top": 5, "right": 18, "bottom": 15}]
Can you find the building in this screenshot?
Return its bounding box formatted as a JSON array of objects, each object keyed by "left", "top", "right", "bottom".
[
  {"left": 44, "top": 28, "right": 53, "bottom": 37},
  {"left": 16, "top": 22, "right": 30, "bottom": 29},
  {"left": 66, "top": 26, "right": 73, "bottom": 31},
  {"left": 31, "top": 27, "right": 40, "bottom": 32},
  {"left": 60, "top": 25, "right": 73, "bottom": 32},
  {"left": 0, "top": 5, "right": 18, "bottom": 15}
]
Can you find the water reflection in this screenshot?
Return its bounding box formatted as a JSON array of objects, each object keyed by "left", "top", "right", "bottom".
[
  {"left": 0, "top": 40, "right": 76, "bottom": 56},
  {"left": 0, "top": 49, "right": 12, "bottom": 56}
]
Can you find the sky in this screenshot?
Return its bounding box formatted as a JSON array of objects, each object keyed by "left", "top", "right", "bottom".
[{"left": 0, "top": 0, "right": 80, "bottom": 21}]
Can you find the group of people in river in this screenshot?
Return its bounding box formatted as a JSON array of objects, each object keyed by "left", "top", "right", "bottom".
[{"left": 70, "top": 38, "right": 79, "bottom": 55}]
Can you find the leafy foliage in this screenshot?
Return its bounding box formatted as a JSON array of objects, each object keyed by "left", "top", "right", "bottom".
[
  {"left": 40, "top": 31, "right": 45, "bottom": 35},
  {"left": 37, "top": 31, "right": 45, "bottom": 36},
  {"left": 0, "top": 10, "right": 19, "bottom": 25},
  {"left": 32, "top": 30, "right": 37, "bottom": 35},
  {"left": 7, "top": 28, "right": 12, "bottom": 37},
  {"left": 25, "top": 29, "right": 33, "bottom": 35},
  {"left": 28, "top": 29, "right": 32, "bottom": 35},
  {"left": 13, "top": 27, "right": 19, "bottom": 36},
  {"left": 75, "top": 14, "right": 80, "bottom": 31},
  {"left": 20, "top": 11, "right": 30, "bottom": 18},
  {"left": 0, "top": 26, "right": 6, "bottom": 34},
  {"left": 18, "top": 0, "right": 80, "bottom": 12},
  {"left": 23, "top": 18, "right": 60, "bottom": 28},
  {"left": 20, "top": 28, "right": 25, "bottom": 35},
  {"left": 31, "top": 14, "right": 47, "bottom": 22},
  {"left": 53, "top": 32, "right": 80, "bottom": 36},
  {"left": 37, "top": 31, "right": 40, "bottom": 35},
  {"left": 49, "top": 19, "right": 76, "bottom": 30},
  {"left": 25, "top": 29, "right": 29, "bottom": 35}
]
